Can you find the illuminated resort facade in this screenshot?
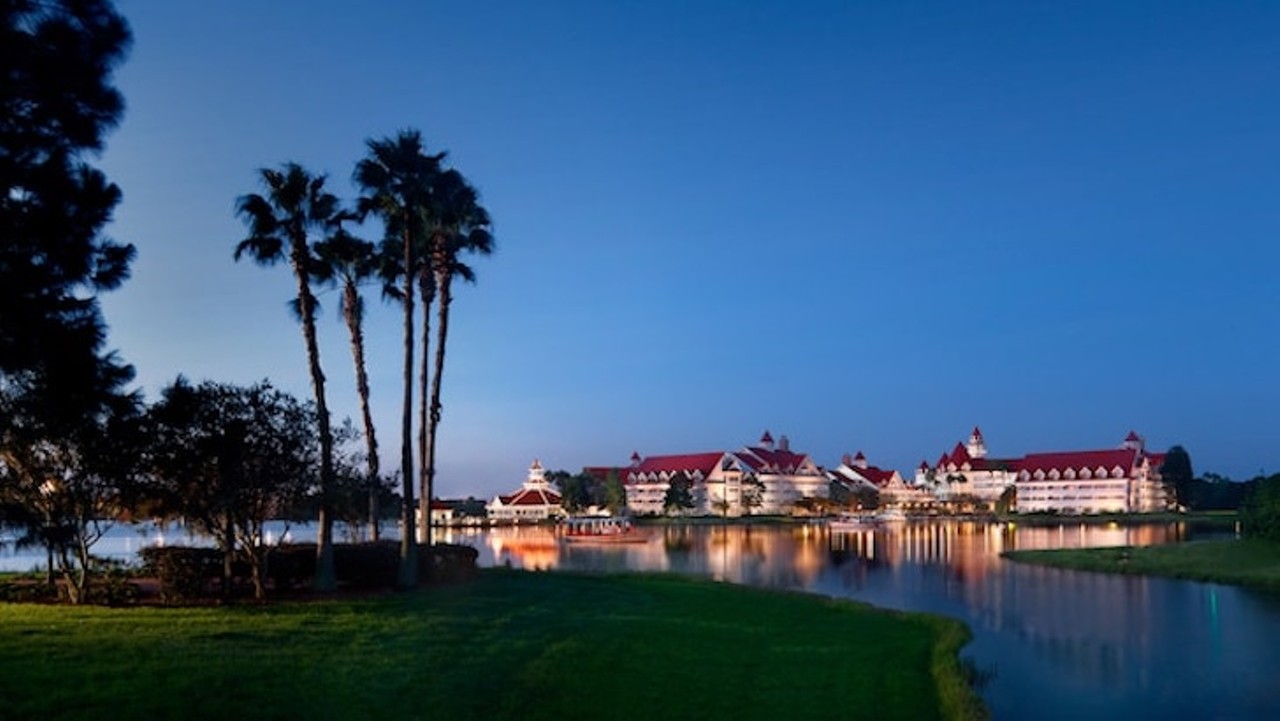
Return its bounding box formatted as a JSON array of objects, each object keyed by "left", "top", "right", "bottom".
[
  {"left": 829, "top": 451, "right": 933, "bottom": 508},
  {"left": 618, "top": 431, "right": 828, "bottom": 517},
  {"left": 914, "top": 428, "right": 1170, "bottom": 514},
  {"left": 486, "top": 459, "right": 565, "bottom": 522}
]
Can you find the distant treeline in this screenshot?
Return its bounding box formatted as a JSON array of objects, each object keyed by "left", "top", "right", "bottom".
[{"left": 1187, "top": 472, "right": 1273, "bottom": 511}]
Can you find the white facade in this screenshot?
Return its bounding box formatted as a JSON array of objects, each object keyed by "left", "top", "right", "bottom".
[
  {"left": 623, "top": 432, "right": 828, "bottom": 517},
  {"left": 918, "top": 429, "right": 1170, "bottom": 514},
  {"left": 487, "top": 459, "right": 565, "bottom": 522}
]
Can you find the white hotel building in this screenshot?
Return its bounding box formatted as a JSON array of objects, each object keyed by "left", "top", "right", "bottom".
[
  {"left": 620, "top": 431, "right": 828, "bottom": 517},
  {"left": 915, "top": 428, "right": 1170, "bottom": 514}
]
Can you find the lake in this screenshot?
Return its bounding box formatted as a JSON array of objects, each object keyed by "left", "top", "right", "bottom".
[{"left": 4, "top": 518, "right": 1278, "bottom": 719}]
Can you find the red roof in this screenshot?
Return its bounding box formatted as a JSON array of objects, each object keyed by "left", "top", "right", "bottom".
[
  {"left": 498, "top": 487, "right": 562, "bottom": 507},
  {"left": 854, "top": 451, "right": 866, "bottom": 461},
  {"left": 629, "top": 452, "right": 724, "bottom": 480},
  {"left": 949, "top": 442, "right": 971, "bottom": 465},
  {"left": 1125, "top": 430, "right": 1141, "bottom": 442},
  {"left": 919, "top": 460, "right": 930, "bottom": 470},
  {"left": 760, "top": 430, "right": 773, "bottom": 444},
  {"left": 745, "top": 446, "right": 809, "bottom": 473},
  {"left": 972, "top": 426, "right": 983, "bottom": 439},
  {"left": 862, "top": 466, "right": 897, "bottom": 486},
  {"left": 1016, "top": 448, "right": 1138, "bottom": 476}
]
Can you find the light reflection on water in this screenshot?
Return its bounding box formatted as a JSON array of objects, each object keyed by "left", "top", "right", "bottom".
[
  {"left": 440, "top": 520, "right": 1279, "bottom": 720},
  {"left": 4, "top": 519, "right": 1277, "bottom": 718}
]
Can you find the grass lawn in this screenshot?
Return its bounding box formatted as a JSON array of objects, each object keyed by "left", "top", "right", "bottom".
[
  {"left": 1003, "top": 539, "right": 1280, "bottom": 594},
  {"left": 998, "top": 511, "right": 1239, "bottom": 526},
  {"left": 0, "top": 570, "right": 985, "bottom": 720}
]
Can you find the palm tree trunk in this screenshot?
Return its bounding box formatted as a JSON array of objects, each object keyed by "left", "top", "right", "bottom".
[
  {"left": 291, "top": 251, "right": 336, "bottom": 592},
  {"left": 416, "top": 271, "right": 434, "bottom": 547},
  {"left": 397, "top": 222, "right": 418, "bottom": 588},
  {"left": 342, "top": 280, "right": 380, "bottom": 542},
  {"left": 425, "top": 269, "right": 453, "bottom": 568}
]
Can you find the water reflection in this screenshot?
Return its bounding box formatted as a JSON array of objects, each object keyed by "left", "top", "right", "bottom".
[
  {"left": 441, "top": 520, "right": 1278, "bottom": 720},
  {"left": 5, "top": 519, "right": 1276, "bottom": 718}
]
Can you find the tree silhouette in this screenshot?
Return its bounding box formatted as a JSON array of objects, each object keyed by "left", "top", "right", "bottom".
[
  {"left": 314, "top": 224, "right": 383, "bottom": 540},
  {"left": 355, "top": 130, "right": 444, "bottom": 587},
  {"left": 234, "top": 163, "right": 339, "bottom": 591}
]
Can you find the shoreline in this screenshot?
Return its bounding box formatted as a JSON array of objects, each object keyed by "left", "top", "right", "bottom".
[
  {"left": 1002, "top": 538, "right": 1280, "bottom": 595},
  {"left": 0, "top": 569, "right": 988, "bottom": 720}
]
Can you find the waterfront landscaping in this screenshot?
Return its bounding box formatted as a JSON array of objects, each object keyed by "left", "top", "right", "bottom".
[
  {"left": 998, "top": 510, "right": 1238, "bottom": 526},
  {"left": 1003, "top": 538, "right": 1280, "bottom": 594},
  {"left": 0, "top": 569, "right": 986, "bottom": 720}
]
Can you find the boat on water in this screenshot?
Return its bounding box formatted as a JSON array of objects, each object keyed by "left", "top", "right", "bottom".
[
  {"left": 875, "top": 508, "right": 909, "bottom": 523},
  {"left": 559, "top": 516, "right": 650, "bottom": 544},
  {"left": 827, "top": 513, "right": 879, "bottom": 532}
]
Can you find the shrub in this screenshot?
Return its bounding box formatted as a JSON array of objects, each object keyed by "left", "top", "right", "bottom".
[
  {"left": 425, "top": 543, "right": 479, "bottom": 582},
  {"left": 335, "top": 542, "right": 399, "bottom": 589},
  {"left": 139, "top": 547, "right": 222, "bottom": 603},
  {"left": 267, "top": 544, "right": 316, "bottom": 591},
  {"left": 1241, "top": 474, "right": 1280, "bottom": 542},
  {"left": 86, "top": 570, "right": 141, "bottom": 607},
  {"left": 0, "top": 581, "right": 58, "bottom": 603}
]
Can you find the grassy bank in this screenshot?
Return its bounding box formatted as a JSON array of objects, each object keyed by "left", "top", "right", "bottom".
[
  {"left": 1003, "top": 539, "right": 1280, "bottom": 594},
  {"left": 0, "top": 570, "right": 985, "bottom": 720},
  {"left": 999, "top": 511, "right": 1239, "bottom": 526}
]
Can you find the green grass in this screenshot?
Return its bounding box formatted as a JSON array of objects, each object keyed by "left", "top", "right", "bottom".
[
  {"left": 998, "top": 510, "right": 1239, "bottom": 526},
  {"left": 1003, "top": 538, "right": 1280, "bottom": 594},
  {"left": 0, "top": 570, "right": 985, "bottom": 720}
]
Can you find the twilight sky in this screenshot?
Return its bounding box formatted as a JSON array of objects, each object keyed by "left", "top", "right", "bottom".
[{"left": 98, "top": 1, "right": 1279, "bottom": 499}]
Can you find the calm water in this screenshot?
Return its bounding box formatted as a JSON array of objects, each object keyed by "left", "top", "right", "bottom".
[
  {"left": 439, "top": 520, "right": 1279, "bottom": 720},
  {"left": 5, "top": 519, "right": 1277, "bottom": 719}
]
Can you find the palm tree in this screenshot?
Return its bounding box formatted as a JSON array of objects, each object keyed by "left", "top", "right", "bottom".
[
  {"left": 234, "top": 162, "right": 339, "bottom": 591},
  {"left": 354, "top": 130, "right": 444, "bottom": 587},
  {"left": 422, "top": 169, "right": 493, "bottom": 548},
  {"left": 313, "top": 225, "right": 382, "bottom": 541}
]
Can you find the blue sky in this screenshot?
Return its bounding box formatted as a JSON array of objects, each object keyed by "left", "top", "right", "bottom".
[{"left": 98, "top": 1, "right": 1279, "bottom": 499}]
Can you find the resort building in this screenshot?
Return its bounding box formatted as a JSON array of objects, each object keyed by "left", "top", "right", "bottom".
[
  {"left": 915, "top": 427, "right": 1019, "bottom": 503},
  {"left": 915, "top": 428, "right": 1171, "bottom": 514},
  {"left": 830, "top": 452, "right": 930, "bottom": 508},
  {"left": 1015, "top": 432, "right": 1168, "bottom": 514},
  {"left": 621, "top": 431, "right": 828, "bottom": 517},
  {"left": 486, "top": 459, "right": 565, "bottom": 523}
]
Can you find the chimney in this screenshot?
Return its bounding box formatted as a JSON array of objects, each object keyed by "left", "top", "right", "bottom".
[{"left": 778, "top": 435, "right": 790, "bottom": 452}]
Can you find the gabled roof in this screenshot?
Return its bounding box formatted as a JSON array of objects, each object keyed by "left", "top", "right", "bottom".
[
  {"left": 743, "top": 446, "right": 811, "bottom": 474},
  {"left": 629, "top": 452, "right": 725, "bottom": 479},
  {"left": 1125, "top": 430, "right": 1142, "bottom": 442},
  {"left": 845, "top": 464, "right": 897, "bottom": 487},
  {"left": 497, "top": 486, "right": 562, "bottom": 507},
  {"left": 1016, "top": 448, "right": 1138, "bottom": 476}
]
